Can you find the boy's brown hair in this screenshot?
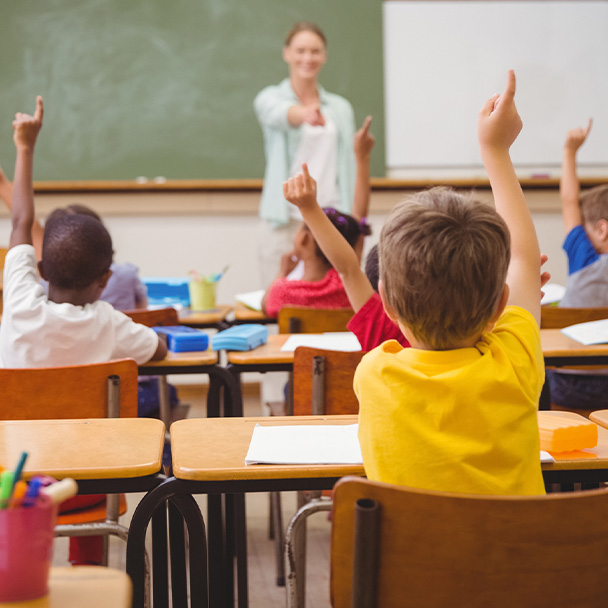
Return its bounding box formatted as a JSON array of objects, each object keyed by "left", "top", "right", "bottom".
[
  {"left": 580, "top": 184, "right": 608, "bottom": 226},
  {"left": 379, "top": 187, "right": 510, "bottom": 350}
]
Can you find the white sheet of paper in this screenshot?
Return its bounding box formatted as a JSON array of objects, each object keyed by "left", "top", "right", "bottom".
[
  {"left": 280, "top": 332, "right": 362, "bottom": 352},
  {"left": 540, "top": 283, "right": 566, "bottom": 305},
  {"left": 245, "top": 423, "right": 363, "bottom": 465},
  {"left": 561, "top": 318, "right": 608, "bottom": 346},
  {"left": 235, "top": 289, "right": 265, "bottom": 311},
  {"left": 540, "top": 451, "right": 555, "bottom": 463}
]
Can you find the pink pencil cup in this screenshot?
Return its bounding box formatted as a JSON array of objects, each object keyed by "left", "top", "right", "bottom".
[{"left": 0, "top": 494, "right": 57, "bottom": 601}]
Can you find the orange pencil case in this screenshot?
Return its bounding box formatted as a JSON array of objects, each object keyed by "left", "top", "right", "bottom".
[{"left": 538, "top": 412, "right": 598, "bottom": 453}]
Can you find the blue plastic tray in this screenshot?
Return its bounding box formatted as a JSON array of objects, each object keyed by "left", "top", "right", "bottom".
[
  {"left": 211, "top": 324, "right": 268, "bottom": 351},
  {"left": 153, "top": 326, "right": 209, "bottom": 352},
  {"left": 143, "top": 277, "right": 190, "bottom": 308}
]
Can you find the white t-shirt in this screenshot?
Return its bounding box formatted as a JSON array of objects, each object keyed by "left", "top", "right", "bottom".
[
  {"left": 289, "top": 114, "right": 340, "bottom": 220},
  {"left": 0, "top": 245, "right": 159, "bottom": 368}
]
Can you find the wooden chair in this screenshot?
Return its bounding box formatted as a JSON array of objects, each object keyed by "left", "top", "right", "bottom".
[
  {"left": 270, "top": 307, "right": 355, "bottom": 586},
  {"left": 541, "top": 306, "right": 608, "bottom": 417},
  {"left": 330, "top": 476, "right": 608, "bottom": 608},
  {"left": 122, "top": 306, "right": 180, "bottom": 428},
  {"left": 540, "top": 306, "right": 608, "bottom": 329},
  {"left": 285, "top": 347, "right": 365, "bottom": 607},
  {"left": 278, "top": 305, "right": 354, "bottom": 334},
  {"left": 121, "top": 306, "right": 179, "bottom": 327},
  {"left": 0, "top": 359, "right": 138, "bottom": 565}
]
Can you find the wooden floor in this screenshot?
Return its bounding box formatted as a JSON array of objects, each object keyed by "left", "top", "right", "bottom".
[{"left": 52, "top": 382, "right": 333, "bottom": 608}]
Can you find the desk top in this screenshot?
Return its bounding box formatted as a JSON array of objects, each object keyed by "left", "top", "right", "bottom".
[
  {"left": 233, "top": 303, "right": 275, "bottom": 323},
  {"left": 590, "top": 409, "right": 608, "bottom": 430},
  {"left": 540, "top": 329, "right": 608, "bottom": 359},
  {"left": 0, "top": 418, "right": 165, "bottom": 479},
  {"left": 171, "top": 415, "right": 364, "bottom": 481},
  {"left": 227, "top": 334, "right": 291, "bottom": 365},
  {"left": 227, "top": 331, "right": 608, "bottom": 366},
  {"left": 178, "top": 305, "right": 232, "bottom": 326},
  {"left": 170, "top": 413, "right": 608, "bottom": 480},
  {"left": 144, "top": 348, "right": 218, "bottom": 368},
  {"left": 0, "top": 567, "right": 131, "bottom": 608}
]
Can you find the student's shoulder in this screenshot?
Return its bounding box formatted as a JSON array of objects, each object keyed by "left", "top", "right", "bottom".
[{"left": 5, "top": 243, "right": 36, "bottom": 266}]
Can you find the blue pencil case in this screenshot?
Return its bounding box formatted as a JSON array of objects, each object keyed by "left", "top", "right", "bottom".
[
  {"left": 153, "top": 326, "right": 209, "bottom": 352},
  {"left": 211, "top": 324, "right": 268, "bottom": 351}
]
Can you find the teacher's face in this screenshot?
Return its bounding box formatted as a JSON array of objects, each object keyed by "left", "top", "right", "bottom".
[{"left": 282, "top": 30, "right": 327, "bottom": 81}]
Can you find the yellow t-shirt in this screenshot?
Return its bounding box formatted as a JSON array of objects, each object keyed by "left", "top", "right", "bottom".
[{"left": 354, "top": 306, "right": 545, "bottom": 495}]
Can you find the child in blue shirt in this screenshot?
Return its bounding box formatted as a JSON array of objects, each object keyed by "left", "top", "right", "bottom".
[{"left": 549, "top": 119, "right": 608, "bottom": 411}]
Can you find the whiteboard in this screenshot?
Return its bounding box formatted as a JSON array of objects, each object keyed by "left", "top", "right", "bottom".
[{"left": 383, "top": 1, "right": 608, "bottom": 178}]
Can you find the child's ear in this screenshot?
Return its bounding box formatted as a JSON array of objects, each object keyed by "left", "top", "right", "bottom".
[
  {"left": 597, "top": 219, "right": 608, "bottom": 241},
  {"left": 378, "top": 280, "right": 400, "bottom": 323},
  {"left": 99, "top": 268, "right": 113, "bottom": 289},
  {"left": 37, "top": 260, "right": 47, "bottom": 280}
]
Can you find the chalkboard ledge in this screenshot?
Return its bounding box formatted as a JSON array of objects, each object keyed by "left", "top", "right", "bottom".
[{"left": 31, "top": 177, "right": 607, "bottom": 194}]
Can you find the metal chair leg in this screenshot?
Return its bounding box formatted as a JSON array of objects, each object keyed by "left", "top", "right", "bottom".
[{"left": 284, "top": 497, "right": 333, "bottom": 608}]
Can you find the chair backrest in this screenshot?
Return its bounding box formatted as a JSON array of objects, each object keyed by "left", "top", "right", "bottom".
[
  {"left": 122, "top": 307, "right": 179, "bottom": 327},
  {"left": 278, "top": 306, "right": 354, "bottom": 334},
  {"left": 330, "top": 476, "right": 608, "bottom": 608},
  {"left": 541, "top": 306, "right": 608, "bottom": 329},
  {"left": 292, "top": 347, "right": 364, "bottom": 415},
  {"left": 0, "top": 247, "right": 8, "bottom": 269},
  {"left": 0, "top": 359, "right": 139, "bottom": 420}
]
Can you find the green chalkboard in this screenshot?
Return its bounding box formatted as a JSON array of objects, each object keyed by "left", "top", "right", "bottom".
[{"left": 0, "top": 0, "right": 384, "bottom": 181}]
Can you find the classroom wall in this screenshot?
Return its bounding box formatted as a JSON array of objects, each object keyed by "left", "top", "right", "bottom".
[{"left": 0, "top": 188, "right": 569, "bottom": 293}]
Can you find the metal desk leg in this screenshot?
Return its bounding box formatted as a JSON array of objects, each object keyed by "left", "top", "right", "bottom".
[
  {"left": 151, "top": 503, "right": 169, "bottom": 607},
  {"left": 127, "top": 478, "right": 208, "bottom": 608},
  {"left": 234, "top": 492, "right": 249, "bottom": 608},
  {"left": 207, "top": 493, "right": 226, "bottom": 607}
]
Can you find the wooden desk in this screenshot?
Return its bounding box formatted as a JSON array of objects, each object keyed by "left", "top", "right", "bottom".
[
  {"left": 178, "top": 305, "right": 232, "bottom": 329},
  {"left": 0, "top": 418, "right": 165, "bottom": 491},
  {"left": 139, "top": 348, "right": 242, "bottom": 417},
  {"left": 126, "top": 413, "right": 608, "bottom": 608},
  {"left": 232, "top": 303, "right": 276, "bottom": 325},
  {"left": 540, "top": 329, "right": 608, "bottom": 409},
  {"left": 0, "top": 567, "right": 131, "bottom": 608},
  {"left": 590, "top": 409, "right": 608, "bottom": 430},
  {"left": 541, "top": 329, "right": 608, "bottom": 367}
]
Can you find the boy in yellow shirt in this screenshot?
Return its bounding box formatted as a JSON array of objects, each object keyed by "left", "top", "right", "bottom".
[{"left": 354, "top": 71, "right": 545, "bottom": 495}]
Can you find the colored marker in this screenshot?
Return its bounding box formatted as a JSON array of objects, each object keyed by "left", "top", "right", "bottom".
[
  {"left": 12, "top": 451, "right": 28, "bottom": 487},
  {"left": 0, "top": 470, "right": 15, "bottom": 509},
  {"left": 24, "top": 477, "right": 43, "bottom": 507},
  {"left": 9, "top": 480, "right": 28, "bottom": 508}
]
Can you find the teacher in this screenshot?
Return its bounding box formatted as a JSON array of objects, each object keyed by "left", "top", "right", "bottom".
[{"left": 254, "top": 21, "right": 356, "bottom": 287}]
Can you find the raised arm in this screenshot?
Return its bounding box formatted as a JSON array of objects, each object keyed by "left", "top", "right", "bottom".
[
  {"left": 283, "top": 163, "right": 374, "bottom": 312},
  {"left": 478, "top": 71, "right": 540, "bottom": 325},
  {"left": 560, "top": 119, "right": 592, "bottom": 233},
  {"left": 10, "top": 96, "right": 44, "bottom": 250},
  {"left": 0, "top": 165, "right": 45, "bottom": 258},
  {"left": 352, "top": 115, "right": 374, "bottom": 221}
]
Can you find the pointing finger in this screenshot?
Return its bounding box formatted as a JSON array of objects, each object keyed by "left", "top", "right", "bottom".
[
  {"left": 502, "top": 69, "right": 516, "bottom": 102},
  {"left": 34, "top": 96, "right": 44, "bottom": 122}
]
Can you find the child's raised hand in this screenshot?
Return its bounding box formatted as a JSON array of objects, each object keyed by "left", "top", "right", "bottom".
[
  {"left": 283, "top": 163, "right": 318, "bottom": 211},
  {"left": 13, "top": 96, "right": 44, "bottom": 150},
  {"left": 478, "top": 70, "right": 522, "bottom": 152},
  {"left": 564, "top": 119, "right": 592, "bottom": 153},
  {"left": 354, "top": 116, "right": 375, "bottom": 159}
]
